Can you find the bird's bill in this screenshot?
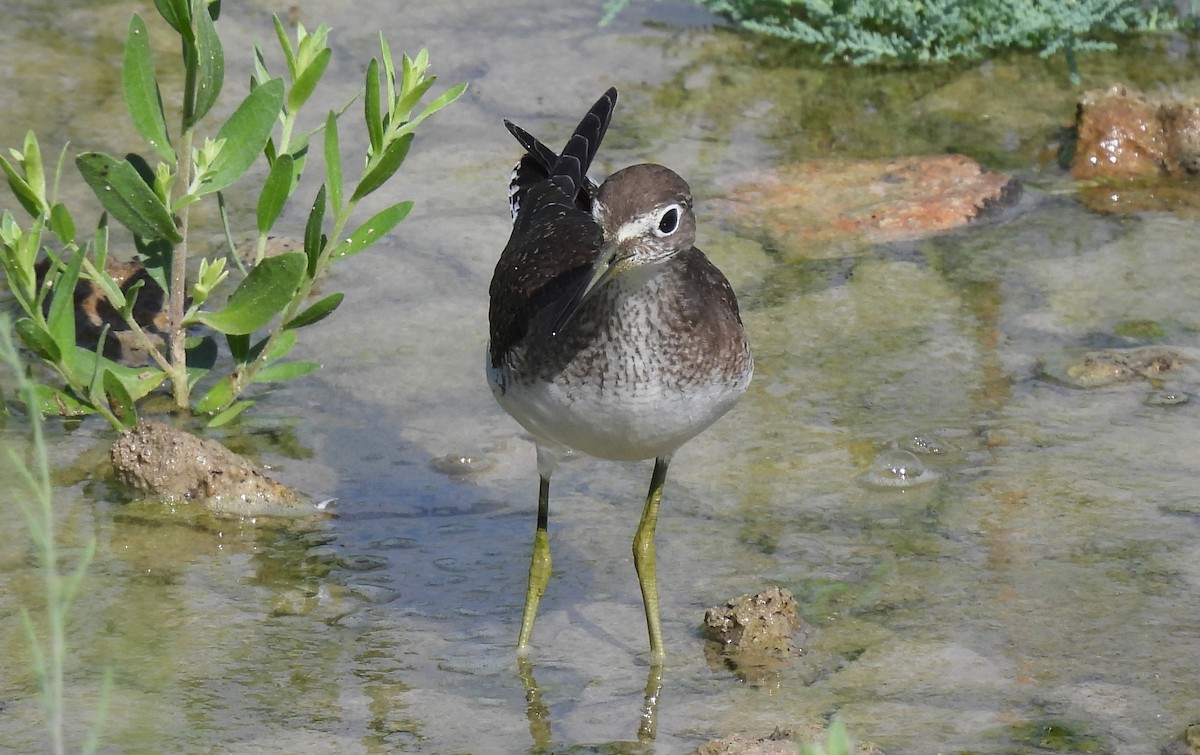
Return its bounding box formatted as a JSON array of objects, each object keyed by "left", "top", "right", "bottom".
[{"left": 549, "top": 241, "right": 627, "bottom": 337}]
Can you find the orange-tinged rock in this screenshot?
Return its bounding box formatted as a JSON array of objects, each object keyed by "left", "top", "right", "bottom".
[
  {"left": 715, "top": 154, "right": 1018, "bottom": 259},
  {"left": 1072, "top": 84, "right": 1168, "bottom": 179}
]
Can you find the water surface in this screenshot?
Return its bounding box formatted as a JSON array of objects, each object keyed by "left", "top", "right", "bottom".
[{"left": 1, "top": 1, "right": 1199, "bottom": 753}]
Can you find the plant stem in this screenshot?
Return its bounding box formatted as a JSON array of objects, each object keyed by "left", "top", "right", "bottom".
[
  {"left": 1, "top": 318, "right": 66, "bottom": 754},
  {"left": 169, "top": 127, "right": 195, "bottom": 410}
]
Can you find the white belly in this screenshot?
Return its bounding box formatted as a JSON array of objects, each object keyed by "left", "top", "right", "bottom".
[{"left": 487, "top": 352, "right": 749, "bottom": 461}]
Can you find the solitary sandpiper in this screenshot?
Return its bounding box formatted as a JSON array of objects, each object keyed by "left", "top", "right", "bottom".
[{"left": 486, "top": 88, "right": 752, "bottom": 662}]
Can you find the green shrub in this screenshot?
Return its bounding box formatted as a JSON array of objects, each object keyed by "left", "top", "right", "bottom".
[
  {"left": 0, "top": 0, "right": 464, "bottom": 428},
  {"left": 605, "top": 0, "right": 1182, "bottom": 80}
]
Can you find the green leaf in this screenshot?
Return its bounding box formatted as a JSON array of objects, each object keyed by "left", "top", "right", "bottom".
[
  {"left": 336, "top": 201, "right": 412, "bottom": 258},
  {"left": 76, "top": 153, "right": 181, "bottom": 242},
  {"left": 254, "top": 360, "right": 320, "bottom": 383},
  {"left": 395, "top": 82, "right": 468, "bottom": 139},
  {"left": 189, "top": 0, "right": 224, "bottom": 126},
  {"left": 66, "top": 347, "right": 165, "bottom": 402},
  {"left": 92, "top": 213, "right": 110, "bottom": 273},
  {"left": 198, "top": 251, "right": 305, "bottom": 335},
  {"left": 101, "top": 368, "right": 137, "bottom": 428},
  {"left": 393, "top": 78, "right": 436, "bottom": 124},
  {"left": 0, "top": 153, "right": 43, "bottom": 218},
  {"left": 153, "top": 0, "right": 191, "bottom": 39},
  {"left": 14, "top": 317, "right": 60, "bottom": 362},
  {"left": 256, "top": 153, "right": 293, "bottom": 233},
  {"left": 352, "top": 132, "right": 412, "bottom": 202},
  {"left": 303, "top": 184, "right": 326, "bottom": 277},
  {"left": 364, "top": 57, "right": 383, "bottom": 154},
  {"left": 137, "top": 238, "right": 173, "bottom": 293},
  {"left": 195, "top": 374, "right": 235, "bottom": 414},
  {"left": 288, "top": 46, "right": 330, "bottom": 112},
  {"left": 260, "top": 328, "right": 296, "bottom": 363},
  {"left": 226, "top": 332, "right": 249, "bottom": 362},
  {"left": 123, "top": 14, "right": 175, "bottom": 162},
  {"left": 272, "top": 14, "right": 298, "bottom": 81},
  {"left": 20, "top": 131, "right": 45, "bottom": 205},
  {"left": 33, "top": 385, "right": 92, "bottom": 418},
  {"left": 49, "top": 203, "right": 75, "bottom": 244},
  {"left": 284, "top": 291, "right": 342, "bottom": 329},
  {"left": 206, "top": 399, "right": 253, "bottom": 427},
  {"left": 46, "top": 251, "right": 84, "bottom": 357},
  {"left": 199, "top": 77, "right": 284, "bottom": 195},
  {"left": 323, "top": 111, "right": 342, "bottom": 218}
]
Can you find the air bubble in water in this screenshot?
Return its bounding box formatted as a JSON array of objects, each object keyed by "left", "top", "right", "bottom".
[{"left": 863, "top": 449, "right": 939, "bottom": 489}]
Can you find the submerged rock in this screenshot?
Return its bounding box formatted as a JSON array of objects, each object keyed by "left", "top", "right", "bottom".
[
  {"left": 110, "top": 420, "right": 320, "bottom": 519},
  {"left": 1037, "top": 346, "right": 1191, "bottom": 389},
  {"left": 715, "top": 155, "right": 1020, "bottom": 259}
]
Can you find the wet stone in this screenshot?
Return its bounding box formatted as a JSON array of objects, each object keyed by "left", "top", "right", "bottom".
[
  {"left": 1038, "top": 347, "right": 1190, "bottom": 389},
  {"left": 1071, "top": 84, "right": 1200, "bottom": 215},
  {"left": 110, "top": 420, "right": 320, "bottom": 519},
  {"left": 1072, "top": 84, "right": 1200, "bottom": 180},
  {"left": 714, "top": 154, "right": 1020, "bottom": 260}
]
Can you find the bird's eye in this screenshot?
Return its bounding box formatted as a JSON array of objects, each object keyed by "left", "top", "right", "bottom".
[{"left": 656, "top": 207, "right": 680, "bottom": 236}]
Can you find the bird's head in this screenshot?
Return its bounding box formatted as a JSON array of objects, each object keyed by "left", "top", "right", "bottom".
[{"left": 550, "top": 164, "right": 695, "bottom": 335}]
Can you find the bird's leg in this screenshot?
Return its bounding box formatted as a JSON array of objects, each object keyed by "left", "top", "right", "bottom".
[
  {"left": 518, "top": 473, "right": 552, "bottom": 654},
  {"left": 633, "top": 455, "right": 671, "bottom": 663}
]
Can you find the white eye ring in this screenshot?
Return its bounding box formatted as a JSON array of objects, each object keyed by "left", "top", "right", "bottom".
[{"left": 654, "top": 205, "right": 682, "bottom": 237}]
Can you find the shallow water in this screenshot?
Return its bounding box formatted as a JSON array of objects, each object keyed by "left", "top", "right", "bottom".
[{"left": 2, "top": 1, "right": 1199, "bottom": 753}]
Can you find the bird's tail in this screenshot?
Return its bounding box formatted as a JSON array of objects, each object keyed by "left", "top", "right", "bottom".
[
  {"left": 548, "top": 87, "right": 617, "bottom": 199},
  {"left": 503, "top": 88, "right": 617, "bottom": 218}
]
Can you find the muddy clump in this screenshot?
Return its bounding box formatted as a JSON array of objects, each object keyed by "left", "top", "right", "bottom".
[
  {"left": 110, "top": 419, "right": 320, "bottom": 518},
  {"left": 703, "top": 586, "right": 806, "bottom": 685},
  {"left": 1037, "top": 346, "right": 1191, "bottom": 389}
]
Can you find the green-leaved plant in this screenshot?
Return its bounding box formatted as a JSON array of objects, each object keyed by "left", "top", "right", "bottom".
[
  {"left": 0, "top": 0, "right": 465, "bottom": 428},
  {"left": 0, "top": 313, "right": 110, "bottom": 754},
  {"left": 604, "top": 0, "right": 1183, "bottom": 82}
]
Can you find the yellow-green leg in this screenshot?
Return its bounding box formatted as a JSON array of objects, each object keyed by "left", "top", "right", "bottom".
[
  {"left": 518, "top": 474, "right": 552, "bottom": 655},
  {"left": 633, "top": 455, "right": 671, "bottom": 663}
]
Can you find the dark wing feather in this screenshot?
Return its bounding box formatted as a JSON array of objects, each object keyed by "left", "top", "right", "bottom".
[
  {"left": 503, "top": 88, "right": 616, "bottom": 219},
  {"left": 489, "top": 182, "right": 601, "bottom": 366},
  {"left": 504, "top": 119, "right": 560, "bottom": 172},
  {"left": 490, "top": 88, "right": 620, "bottom": 365}
]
